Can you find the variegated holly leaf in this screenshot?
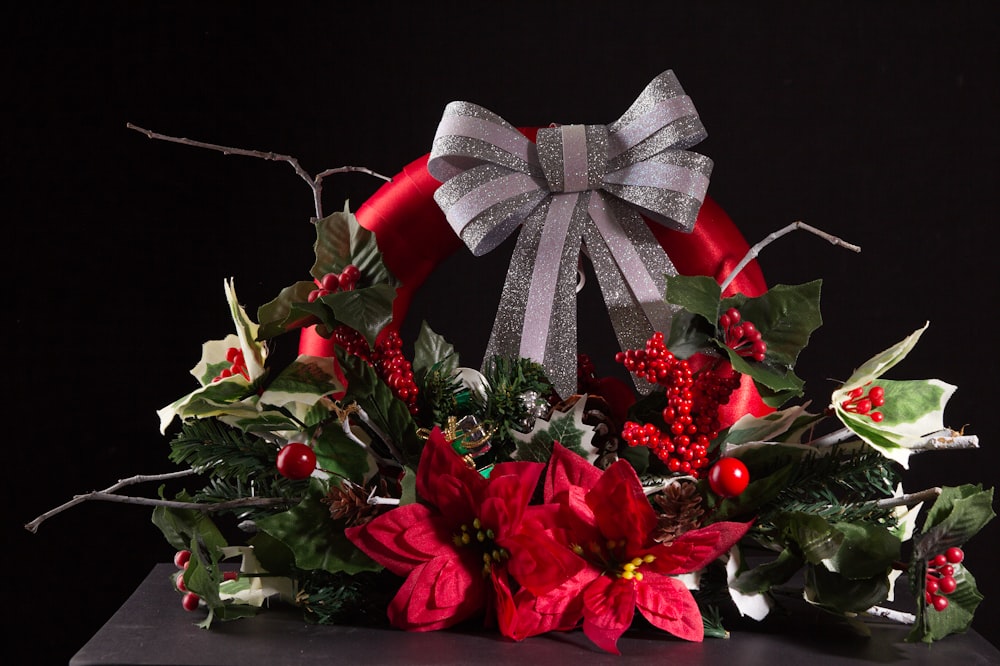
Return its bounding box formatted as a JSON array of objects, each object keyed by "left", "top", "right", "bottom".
[
  {"left": 158, "top": 280, "right": 271, "bottom": 433},
  {"left": 511, "top": 396, "right": 596, "bottom": 463},
  {"left": 258, "top": 355, "right": 343, "bottom": 414},
  {"left": 831, "top": 324, "right": 958, "bottom": 468}
]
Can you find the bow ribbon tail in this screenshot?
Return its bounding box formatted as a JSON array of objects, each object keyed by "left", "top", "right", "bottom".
[
  {"left": 483, "top": 194, "right": 586, "bottom": 398},
  {"left": 583, "top": 193, "right": 680, "bottom": 393}
]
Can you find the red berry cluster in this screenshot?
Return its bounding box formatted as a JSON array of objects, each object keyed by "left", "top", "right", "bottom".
[
  {"left": 308, "top": 264, "right": 361, "bottom": 302},
  {"left": 719, "top": 307, "right": 767, "bottom": 362},
  {"left": 330, "top": 326, "right": 419, "bottom": 414},
  {"left": 372, "top": 330, "right": 419, "bottom": 414},
  {"left": 212, "top": 346, "right": 250, "bottom": 382},
  {"left": 925, "top": 547, "right": 965, "bottom": 612},
  {"left": 173, "top": 549, "right": 200, "bottom": 611},
  {"left": 840, "top": 383, "right": 886, "bottom": 422},
  {"left": 173, "top": 548, "right": 239, "bottom": 612},
  {"left": 615, "top": 332, "right": 741, "bottom": 478}
]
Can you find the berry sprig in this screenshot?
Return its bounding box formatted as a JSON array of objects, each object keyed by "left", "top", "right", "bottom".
[
  {"left": 719, "top": 307, "right": 767, "bottom": 362},
  {"left": 331, "top": 326, "right": 419, "bottom": 414},
  {"left": 616, "top": 333, "right": 741, "bottom": 478},
  {"left": 925, "top": 547, "right": 965, "bottom": 612},
  {"left": 212, "top": 347, "right": 250, "bottom": 382},
  {"left": 841, "top": 383, "right": 886, "bottom": 422},
  {"left": 372, "top": 329, "right": 419, "bottom": 414},
  {"left": 308, "top": 264, "right": 362, "bottom": 302}
]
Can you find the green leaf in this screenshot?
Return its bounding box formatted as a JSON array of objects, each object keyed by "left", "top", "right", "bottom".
[
  {"left": 804, "top": 564, "right": 890, "bottom": 614},
  {"left": 664, "top": 274, "right": 723, "bottom": 320},
  {"left": 664, "top": 308, "right": 714, "bottom": 359},
  {"left": 151, "top": 493, "right": 229, "bottom": 555},
  {"left": 257, "top": 281, "right": 322, "bottom": 340},
  {"left": 732, "top": 281, "right": 822, "bottom": 370},
  {"left": 511, "top": 398, "right": 594, "bottom": 463},
  {"left": 908, "top": 566, "right": 984, "bottom": 643},
  {"left": 413, "top": 321, "right": 459, "bottom": 377},
  {"left": 259, "top": 355, "right": 344, "bottom": 410},
  {"left": 323, "top": 284, "right": 396, "bottom": 347},
  {"left": 782, "top": 512, "right": 844, "bottom": 565},
  {"left": 311, "top": 424, "right": 378, "bottom": 485},
  {"left": 311, "top": 205, "right": 398, "bottom": 288},
  {"left": 914, "top": 485, "right": 995, "bottom": 559},
  {"left": 254, "top": 477, "right": 381, "bottom": 575},
  {"left": 732, "top": 548, "right": 804, "bottom": 594},
  {"left": 824, "top": 521, "right": 900, "bottom": 580},
  {"left": 337, "top": 353, "right": 423, "bottom": 465}
]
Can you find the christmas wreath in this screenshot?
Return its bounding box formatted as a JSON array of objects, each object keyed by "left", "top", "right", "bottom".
[{"left": 27, "top": 70, "right": 994, "bottom": 654}]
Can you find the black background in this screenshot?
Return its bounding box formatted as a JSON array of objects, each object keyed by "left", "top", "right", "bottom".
[{"left": 8, "top": 2, "right": 998, "bottom": 663}]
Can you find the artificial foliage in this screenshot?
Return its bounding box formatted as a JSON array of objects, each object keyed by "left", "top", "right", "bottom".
[
  {"left": 105, "top": 203, "right": 990, "bottom": 652},
  {"left": 27, "top": 72, "right": 995, "bottom": 654}
]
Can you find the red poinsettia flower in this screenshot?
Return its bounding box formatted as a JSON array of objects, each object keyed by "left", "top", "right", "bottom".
[
  {"left": 511, "top": 444, "right": 751, "bottom": 654},
  {"left": 345, "top": 427, "right": 577, "bottom": 634}
]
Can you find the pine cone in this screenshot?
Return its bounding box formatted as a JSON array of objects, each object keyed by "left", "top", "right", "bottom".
[
  {"left": 324, "top": 481, "right": 383, "bottom": 527},
  {"left": 652, "top": 481, "right": 705, "bottom": 544},
  {"left": 553, "top": 394, "right": 623, "bottom": 470}
]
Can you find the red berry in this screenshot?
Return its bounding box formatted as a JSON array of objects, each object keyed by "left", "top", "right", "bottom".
[
  {"left": 223, "top": 571, "right": 240, "bottom": 581},
  {"left": 341, "top": 265, "right": 361, "bottom": 282},
  {"left": 946, "top": 547, "right": 965, "bottom": 564},
  {"left": 932, "top": 595, "right": 949, "bottom": 612},
  {"left": 925, "top": 577, "right": 939, "bottom": 594},
  {"left": 181, "top": 592, "right": 201, "bottom": 612},
  {"left": 321, "top": 273, "right": 341, "bottom": 291},
  {"left": 939, "top": 576, "right": 958, "bottom": 595},
  {"left": 708, "top": 457, "right": 750, "bottom": 498},
  {"left": 174, "top": 550, "right": 191, "bottom": 569},
  {"left": 276, "top": 442, "right": 317, "bottom": 480},
  {"left": 175, "top": 573, "right": 187, "bottom": 592},
  {"left": 932, "top": 554, "right": 948, "bottom": 568}
]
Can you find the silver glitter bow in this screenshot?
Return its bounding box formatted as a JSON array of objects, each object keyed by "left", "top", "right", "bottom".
[{"left": 427, "top": 70, "right": 713, "bottom": 398}]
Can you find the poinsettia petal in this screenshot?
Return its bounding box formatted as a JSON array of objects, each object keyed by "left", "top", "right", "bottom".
[
  {"left": 345, "top": 504, "right": 454, "bottom": 575},
  {"left": 545, "top": 442, "right": 602, "bottom": 501},
  {"left": 388, "top": 554, "right": 485, "bottom": 631},
  {"left": 479, "top": 461, "right": 544, "bottom": 535},
  {"left": 582, "top": 575, "right": 636, "bottom": 655},
  {"left": 510, "top": 566, "right": 594, "bottom": 639},
  {"left": 649, "top": 520, "right": 753, "bottom": 575},
  {"left": 505, "top": 523, "right": 586, "bottom": 596},
  {"left": 635, "top": 573, "right": 704, "bottom": 641},
  {"left": 416, "top": 427, "right": 484, "bottom": 513},
  {"left": 587, "top": 460, "right": 657, "bottom": 547},
  {"left": 492, "top": 569, "right": 522, "bottom": 640}
]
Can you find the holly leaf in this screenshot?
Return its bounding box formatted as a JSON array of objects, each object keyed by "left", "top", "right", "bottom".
[
  {"left": 914, "top": 485, "right": 995, "bottom": 560},
  {"left": 908, "top": 566, "right": 984, "bottom": 643},
  {"left": 804, "top": 564, "right": 891, "bottom": 614},
  {"left": 311, "top": 204, "right": 398, "bottom": 288},
  {"left": 836, "top": 378, "right": 956, "bottom": 468},
  {"left": 664, "top": 274, "right": 723, "bottom": 320},
  {"left": 843, "top": 322, "right": 928, "bottom": 388},
  {"left": 511, "top": 397, "right": 595, "bottom": 463},
  {"left": 311, "top": 423, "right": 378, "bottom": 486},
  {"left": 254, "top": 477, "right": 382, "bottom": 575},
  {"left": 258, "top": 355, "right": 344, "bottom": 412},
  {"left": 257, "top": 281, "right": 321, "bottom": 340},
  {"left": 337, "top": 352, "right": 424, "bottom": 465},
  {"left": 732, "top": 547, "right": 804, "bottom": 594},
  {"left": 413, "top": 320, "right": 459, "bottom": 377}
]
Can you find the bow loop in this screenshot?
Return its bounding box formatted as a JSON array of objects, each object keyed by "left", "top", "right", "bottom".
[{"left": 427, "top": 70, "right": 713, "bottom": 398}]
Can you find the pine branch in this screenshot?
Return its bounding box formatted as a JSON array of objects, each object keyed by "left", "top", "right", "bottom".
[
  {"left": 169, "top": 418, "right": 277, "bottom": 482},
  {"left": 126, "top": 123, "right": 392, "bottom": 220}
]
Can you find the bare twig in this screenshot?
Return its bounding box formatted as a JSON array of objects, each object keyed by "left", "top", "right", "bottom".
[
  {"left": 126, "top": 123, "right": 392, "bottom": 220},
  {"left": 720, "top": 221, "right": 862, "bottom": 293},
  {"left": 24, "top": 469, "right": 295, "bottom": 533},
  {"left": 872, "top": 487, "right": 941, "bottom": 509},
  {"left": 864, "top": 606, "right": 916, "bottom": 624}
]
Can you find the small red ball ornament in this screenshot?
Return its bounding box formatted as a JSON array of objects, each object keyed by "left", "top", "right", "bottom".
[
  {"left": 276, "top": 442, "right": 317, "bottom": 480},
  {"left": 708, "top": 457, "right": 750, "bottom": 498}
]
